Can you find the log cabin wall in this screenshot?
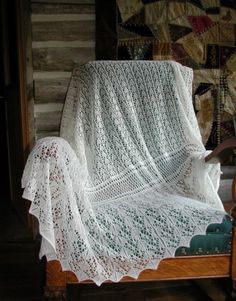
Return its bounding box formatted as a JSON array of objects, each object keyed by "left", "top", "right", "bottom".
[{"left": 31, "top": 0, "right": 95, "bottom": 139}]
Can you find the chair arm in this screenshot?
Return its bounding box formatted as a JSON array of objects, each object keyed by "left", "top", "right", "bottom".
[
  {"left": 204, "top": 137, "right": 236, "bottom": 164},
  {"left": 207, "top": 139, "right": 236, "bottom": 287},
  {"left": 205, "top": 138, "right": 236, "bottom": 205}
]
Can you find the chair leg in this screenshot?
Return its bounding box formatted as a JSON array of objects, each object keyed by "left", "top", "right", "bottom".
[
  {"left": 195, "top": 279, "right": 227, "bottom": 301},
  {"left": 229, "top": 211, "right": 236, "bottom": 299},
  {"left": 225, "top": 280, "right": 236, "bottom": 301},
  {"left": 66, "top": 284, "right": 84, "bottom": 301},
  {"left": 44, "top": 286, "right": 66, "bottom": 301},
  {"left": 229, "top": 281, "right": 236, "bottom": 301}
]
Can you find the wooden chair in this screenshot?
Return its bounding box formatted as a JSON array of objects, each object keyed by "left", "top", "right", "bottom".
[{"left": 43, "top": 137, "right": 236, "bottom": 300}]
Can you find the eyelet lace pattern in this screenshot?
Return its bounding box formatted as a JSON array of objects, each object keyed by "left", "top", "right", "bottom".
[{"left": 22, "top": 61, "right": 225, "bottom": 286}]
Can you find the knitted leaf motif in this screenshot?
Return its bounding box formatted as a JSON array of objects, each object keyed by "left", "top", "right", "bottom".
[{"left": 22, "top": 61, "right": 226, "bottom": 285}]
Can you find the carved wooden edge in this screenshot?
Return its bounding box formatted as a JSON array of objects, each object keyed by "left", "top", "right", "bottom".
[
  {"left": 45, "top": 261, "right": 67, "bottom": 300},
  {"left": 44, "top": 138, "right": 236, "bottom": 298},
  {"left": 45, "top": 255, "right": 231, "bottom": 288}
]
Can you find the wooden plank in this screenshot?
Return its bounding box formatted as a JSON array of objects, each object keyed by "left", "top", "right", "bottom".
[
  {"left": 35, "top": 103, "right": 64, "bottom": 113},
  {"left": 35, "top": 111, "right": 62, "bottom": 131},
  {"left": 32, "top": 21, "right": 95, "bottom": 41},
  {"left": 125, "top": 255, "right": 230, "bottom": 281},
  {"left": 31, "top": 3, "right": 95, "bottom": 14},
  {"left": 34, "top": 78, "right": 69, "bottom": 103},
  {"left": 36, "top": 131, "right": 59, "bottom": 140},
  {"left": 33, "top": 71, "right": 71, "bottom": 80},
  {"left": 31, "top": 0, "right": 95, "bottom": 4},
  {"left": 32, "top": 47, "right": 95, "bottom": 71},
  {"left": 31, "top": 13, "right": 95, "bottom": 22},
  {"left": 32, "top": 41, "right": 95, "bottom": 48},
  {"left": 46, "top": 255, "right": 230, "bottom": 289}
]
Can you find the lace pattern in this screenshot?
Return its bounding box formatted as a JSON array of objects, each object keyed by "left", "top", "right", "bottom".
[{"left": 22, "top": 61, "right": 226, "bottom": 285}]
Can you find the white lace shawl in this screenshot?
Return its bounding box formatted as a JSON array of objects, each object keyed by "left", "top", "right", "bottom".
[{"left": 22, "top": 60, "right": 225, "bottom": 285}]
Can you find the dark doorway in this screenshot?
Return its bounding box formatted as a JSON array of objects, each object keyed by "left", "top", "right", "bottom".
[
  {"left": 0, "top": 0, "right": 32, "bottom": 242},
  {"left": 0, "top": 1, "right": 44, "bottom": 299}
]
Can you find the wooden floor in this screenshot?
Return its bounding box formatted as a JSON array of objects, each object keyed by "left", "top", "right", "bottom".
[{"left": 67, "top": 279, "right": 229, "bottom": 301}]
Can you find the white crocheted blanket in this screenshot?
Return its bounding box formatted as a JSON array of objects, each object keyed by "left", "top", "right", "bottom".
[{"left": 22, "top": 61, "right": 225, "bottom": 285}]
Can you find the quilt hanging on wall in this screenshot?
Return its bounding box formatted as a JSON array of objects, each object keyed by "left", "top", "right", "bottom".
[{"left": 115, "top": 0, "right": 236, "bottom": 149}]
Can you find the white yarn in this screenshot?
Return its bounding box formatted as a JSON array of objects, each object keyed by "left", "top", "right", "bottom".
[{"left": 22, "top": 61, "right": 225, "bottom": 285}]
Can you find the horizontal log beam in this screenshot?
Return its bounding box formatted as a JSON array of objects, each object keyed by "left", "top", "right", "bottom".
[
  {"left": 32, "top": 20, "right": 95, "bottom": 41},
  {"left": 34, "top": 78, "right": 69, "bottom": 103},
  {"left": 31, "top": 13, "right": 95, "bottom": 22},
  {"left": 33, "top": 71, "right": 71, "bottom": 80},
  {"left": 31, "top": 0, "right": 95, "bottom": 4},
  {"left": 31, "top": 3, "right": 95, "bottom": 14},
  {"left": 35, "top": 103, "right": 64, "bottom": 113},
  {"left": 32, "top": 47, "right": 95, "bottom": 71},
  {"left": 36, "top": 131, "right": 60, "bottom": 140},
  {"left": 32, "top": 41, "right": 95, "bottom": 48},
  {"left": 35, "top": 111, "right": 62, "bottom": 131},
  {"left": 31, "top": 0, "right": 95, "bottom": 137}
]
